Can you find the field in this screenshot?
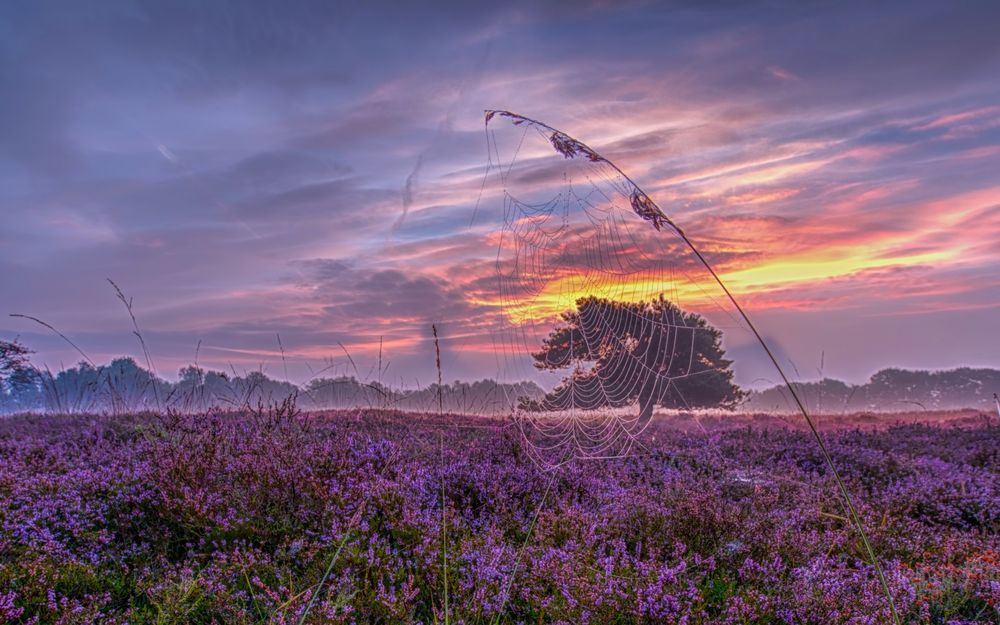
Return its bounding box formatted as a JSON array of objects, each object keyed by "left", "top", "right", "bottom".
[{"left": 1, "top": 408, "right": 998, "bottom": 624}]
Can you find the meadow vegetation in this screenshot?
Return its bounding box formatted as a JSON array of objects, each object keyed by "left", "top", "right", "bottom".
[{"left": 0, "top": 406, "right": 997, "bottom": 624}]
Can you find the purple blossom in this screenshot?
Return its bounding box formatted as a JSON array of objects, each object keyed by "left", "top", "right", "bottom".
[{"left": 0, "top": 411, "right": 996, "bottom": 623}]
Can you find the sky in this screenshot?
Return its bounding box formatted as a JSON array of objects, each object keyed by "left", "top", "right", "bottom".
[{"left": 2, "top": 0, "right": 999, "bottom": 389}]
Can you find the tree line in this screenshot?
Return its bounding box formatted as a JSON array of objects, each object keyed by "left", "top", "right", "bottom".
[
  {"left": 0, "top": 339, "right": 544, "bottom": 415},
  {"left": 745, "top": 367, "right": 1000, "bottom": 413}
]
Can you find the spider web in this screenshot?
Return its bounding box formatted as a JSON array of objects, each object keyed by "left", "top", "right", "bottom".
[
  {"left": 479, "top": 110, "right": 901, "bottom": 624},
  {"left": 482, "top": 110, "right": 758, "bottom": 468}
]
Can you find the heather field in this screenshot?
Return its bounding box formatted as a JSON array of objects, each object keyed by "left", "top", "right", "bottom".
[{"left": 1, "top": 408, "right": 997, "bottom": 625}]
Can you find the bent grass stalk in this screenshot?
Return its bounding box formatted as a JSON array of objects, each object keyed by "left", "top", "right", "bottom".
[
  {"left": 490, "top": 473, "right": 556, "bottom": 625},
  {"left": 108, "top": 278, "right": 162, "bottom": 411},
  {"left": 295, "top": 502, "right": 365, "bottom": 625},
  {"left": 441, "top": 432, "right": 450, "bottom": 625}
]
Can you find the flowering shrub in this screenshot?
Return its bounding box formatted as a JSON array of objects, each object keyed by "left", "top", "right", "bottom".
[{"left": 0, "top": 409, "right": 997, "bottom": 624}]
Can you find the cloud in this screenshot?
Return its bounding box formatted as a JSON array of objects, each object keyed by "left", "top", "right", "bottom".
[{"left": 3, "top": 0, "right": 1000, "bottom": 385}]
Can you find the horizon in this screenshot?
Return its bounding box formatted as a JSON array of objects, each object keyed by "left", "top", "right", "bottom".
[
  {"left": 14, "top": 346, "right": 1000, "bottom": 393},
  {"left": 3, "top": 1, "right": 1000, "bottom": 388}
]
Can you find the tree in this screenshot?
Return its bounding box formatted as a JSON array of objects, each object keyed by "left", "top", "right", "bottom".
[
  {"left": 530, "top": 296, "right": 744, "bottom": 420},
  {"left": 0, "top": 339, "right": 33, "bottom": 379},
  {"left": 0, "top": 339, "right": 41, "bottom": 412}
]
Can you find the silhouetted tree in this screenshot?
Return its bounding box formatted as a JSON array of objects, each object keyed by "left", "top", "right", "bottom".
[
  {"left": 0, "top": 339, "right": 32, "bottom": 379},
  {"left": 531, "top": 296, "right": 744, "bottom": 420},
  {"left": 0, "top": 339, "right": 42, "bottom": 411}
]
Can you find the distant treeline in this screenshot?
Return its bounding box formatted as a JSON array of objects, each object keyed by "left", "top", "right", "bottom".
[
  {"left": 0, "top": 356, "right": 545, "bottom": 416},
  {"left": 2, "top": 355, "right": 996, "bottom": 416},
  {"left": 745, "top": 367, "right": 1000, "bottom": 413}
]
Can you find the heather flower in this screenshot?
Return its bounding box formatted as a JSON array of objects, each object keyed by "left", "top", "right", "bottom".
[{"left": 0, "top": 412, "right": 996, "bottom": 623}]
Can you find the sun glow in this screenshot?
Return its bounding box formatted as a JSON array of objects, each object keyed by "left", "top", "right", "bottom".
[{"left": 481, "top": 244, "right": 960, "bottom": 326}]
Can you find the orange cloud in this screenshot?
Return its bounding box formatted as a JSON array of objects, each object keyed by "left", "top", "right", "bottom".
[{"left": 472, "top": 175, "right": 1000, "bottom": 325}]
